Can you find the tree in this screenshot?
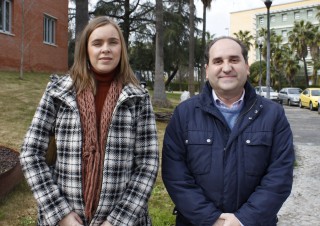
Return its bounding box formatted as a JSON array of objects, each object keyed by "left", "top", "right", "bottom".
[
  {"left": 288, "top": 20, "right": 314, "bottom": 87},
  {"left": 188, "top": 0, "right": 196, "bottom": 96},
  {"left": 308, "top": 25, "right": 320, "bottom": 85},
  {"left": 94, "top": 0, "right": 154, "bottom": 47},
  {"left": 75, "top": 0, "right": 89, "bottom": 39},
  {"left": 233, "top": 30, "right": 254, "bottom": 52},
  {"left": 153, "top": 0, "right": 170, "bottom": 107},
  {"left": 199, "top": 0, "right": 213, "bottom": 91},
  {"left": 19, "top": 0, "right": 37, "bottom": 79}
]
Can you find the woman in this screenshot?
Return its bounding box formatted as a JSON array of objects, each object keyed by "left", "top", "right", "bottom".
[{"left": 20, "top": 16, "right": 159, "bottom": 226}]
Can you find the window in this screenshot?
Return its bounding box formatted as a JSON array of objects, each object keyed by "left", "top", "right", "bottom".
[
  {"left": 307, "top": 10, "right": 313, "bottom": 18},
  {"left": 282, "top": 14, "right": 287, "bottom": 22},
  {"left": 271, "top": 15, "right": 275, "bottom": 23},
  {"left": 259, "top": 17, "right": 264, "bottom": 25},
  {"left": 294, "top": 12, "right": 300, "bottom": 20},
  {"left": 43, "top": 15, "right": 56, "bottom": 44},
  {"left": 0, "top": 0, "right": 12, "bottom": 33},
  {"left": 282, "top": 30, "right": 287, "bottom": 38}
]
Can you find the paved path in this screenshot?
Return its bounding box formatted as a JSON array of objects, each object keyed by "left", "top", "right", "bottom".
[{"left": 277, "top": 106, "right": 320, "bottom": 226}]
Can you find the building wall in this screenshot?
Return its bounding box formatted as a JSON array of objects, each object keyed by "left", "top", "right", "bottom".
[
  {"left": 0, "top": 0, "right": 68, "bottom": 73},
  {"left": 230, "top": 0, "right": 320, "bottom": 65}
]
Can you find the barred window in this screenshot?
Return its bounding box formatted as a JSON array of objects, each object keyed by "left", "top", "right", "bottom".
[
  {"left": 43, "top": 15, "right": 56, "bottom": 44},
  {"left": 259, "top": 17, "right": 264, "bottom": 25},
  {"left": 0, "top": 0, "right": 12, "bottom": 33},
  {"left": 282, "top": 13, "right": 287, "bottom": 22},
  {"left": 307, "top": 10, "right": 313, "bottom": 18}
]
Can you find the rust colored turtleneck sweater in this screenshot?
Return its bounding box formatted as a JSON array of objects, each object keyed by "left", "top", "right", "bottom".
[{"left": 94, "top": 72, "right": 115, "bottom": 125}]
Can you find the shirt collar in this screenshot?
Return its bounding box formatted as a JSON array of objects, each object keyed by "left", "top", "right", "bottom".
[{"left": 212, "top": 89, "right": 245, "bottom": 108}]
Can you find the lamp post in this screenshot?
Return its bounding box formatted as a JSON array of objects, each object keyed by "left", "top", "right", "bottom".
[
  {"left": 262, "top": 0, "right": 273, "bottom": 99},
  {"left": 257, "top": 37, "right": 264, "bottom": 96}
]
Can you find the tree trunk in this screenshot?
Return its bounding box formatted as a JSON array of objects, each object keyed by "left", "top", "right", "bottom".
[
  {"left": 153, "top": 0, "right": 170, "bottom": 107},
  {"left": 199, "top": 3, "right": 207, "bottom": 92},
  {"left": 188, "top": 0, "right": 195, "bottom": 96},
  {"left": 19, "top": 0, "right": 25, "bottom": 80},
  {"left": 302, "top": 56, "right": 309, "bottom": 87},
  {"left": 75, "top": 0, "right": 89, "bottom": 40}
]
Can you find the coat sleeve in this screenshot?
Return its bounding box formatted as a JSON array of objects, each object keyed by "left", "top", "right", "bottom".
[
  {"left": 235, "top": 106, "right": 295, "bottom": 225},
  {"left": 19, "top": 82, "right": 72, "bottom": 225},
  {"left": 107, "top": 95, "right": 159, "bottom": 226},
  {"left": 162, "top": 107, "right": 222, "bottom": 226}
]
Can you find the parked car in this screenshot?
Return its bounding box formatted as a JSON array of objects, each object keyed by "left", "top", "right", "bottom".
[
  {"left": 255, "top": 86, "right": 279, "bottom": 100},
  {"left": 299, "top": 88, "right": 320, "bottom": 111},
  {"left": 278, "top": 87, "right": 302, "bottom": 106}
]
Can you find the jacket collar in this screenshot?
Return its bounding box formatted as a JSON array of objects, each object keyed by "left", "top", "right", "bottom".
[{"left": 199, "top": 81, "right": 258, "bottom": 110}]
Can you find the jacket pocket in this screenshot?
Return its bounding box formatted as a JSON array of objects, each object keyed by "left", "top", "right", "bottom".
[
  {"left": 243, "top": 131, "right": 272, "bottom": 176},
  {"left": 186, "top": 131, "right": 213, "bottom": 175}
]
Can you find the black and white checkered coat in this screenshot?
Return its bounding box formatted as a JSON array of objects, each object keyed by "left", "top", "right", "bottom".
[{"left": 20, "top": 75, "right": 159, "bottom": 226}]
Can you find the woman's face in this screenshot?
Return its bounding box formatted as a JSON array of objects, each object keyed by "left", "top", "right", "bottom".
[{"left": 87, "top": 24, "right": 122, "bottom": 74}]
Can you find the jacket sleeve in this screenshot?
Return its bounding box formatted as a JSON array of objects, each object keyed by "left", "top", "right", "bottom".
[
  {"left": 162, "top": 107, "right": 222, "bottom": 226},
  {"left": 20, "top": 82, "right": 72, "bottom": 225},
  {"left": 107, "top": 95, "right": 159, "bottom": 226},
  {"left": 235, "top": 106, "right": 294, "bottom": 225}
]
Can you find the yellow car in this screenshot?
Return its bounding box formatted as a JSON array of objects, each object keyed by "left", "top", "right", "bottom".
[{"left": 299, "top": 88, "right": 320, "bottom": 111}]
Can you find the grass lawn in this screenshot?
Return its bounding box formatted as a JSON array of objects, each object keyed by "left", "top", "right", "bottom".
[{"left": 0, "top": 72, "right": 180, "bottom": 226}]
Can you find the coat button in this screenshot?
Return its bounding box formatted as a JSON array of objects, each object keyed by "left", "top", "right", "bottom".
[
  {"left": 254, "top": 110, "right": 258, "bottom": 113},
  {"left": 185, "top": 140, "right": 188, "bottom": 144},
  {"left": 207, "top": 139, "right": 211, "bottom": 143},
  {"left": 246, "top": 140, "right": 251, "bottom": 144},
  {"left": 248, "top": 117, "right": 252, "bottom": 120}
]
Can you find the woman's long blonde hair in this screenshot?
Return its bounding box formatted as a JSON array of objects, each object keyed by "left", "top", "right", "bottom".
[{"left": 70, "top": 16, "right": 139, "bottom": 94}]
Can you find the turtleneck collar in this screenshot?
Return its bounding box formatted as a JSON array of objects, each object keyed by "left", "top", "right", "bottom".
[{"left": 91, "top": 67, "right": 116, "bottom": 83}]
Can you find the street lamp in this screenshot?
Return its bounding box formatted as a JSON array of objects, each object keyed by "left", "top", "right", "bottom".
[
  {"left": 257, "top": 37, "right": 264, "bottom": 96},
  {"left": 262, "top": 0, "right": 273, "bottom": 99}
]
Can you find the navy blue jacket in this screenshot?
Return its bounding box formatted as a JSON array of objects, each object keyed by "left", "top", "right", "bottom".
[{"left": 162, "top": 82, "right": 294, "bottom": 226}]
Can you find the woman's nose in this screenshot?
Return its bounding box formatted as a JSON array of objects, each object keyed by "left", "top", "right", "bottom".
[{"left": 101, "top": 44, "right": 111, "bottom": 53}]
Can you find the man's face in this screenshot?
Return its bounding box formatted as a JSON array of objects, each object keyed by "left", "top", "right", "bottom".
[{"left": 205, "top": 39, "right": 249, "bottom": 96}]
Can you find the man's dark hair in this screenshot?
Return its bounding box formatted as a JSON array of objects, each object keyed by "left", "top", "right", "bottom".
[{"left": 204, "top": 36, "right": 249, "bottom": 64}]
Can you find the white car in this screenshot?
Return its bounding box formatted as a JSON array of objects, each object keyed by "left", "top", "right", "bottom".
[{"left": 255, "top": 86, "right": 279, "bottom": 100}]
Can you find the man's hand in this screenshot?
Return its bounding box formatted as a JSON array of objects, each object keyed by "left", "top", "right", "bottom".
[
  {"left": 213, "top": 218, "right": 225, "bottom": 226},
  {"left": 219, "top": 213, "right": 241, "bottom": 226},
  {"left": 58, "top": 212, "right": 84, "bottom": 226},
  {"left": 101, "top": 221, "right": 113, "bottom": 226}
]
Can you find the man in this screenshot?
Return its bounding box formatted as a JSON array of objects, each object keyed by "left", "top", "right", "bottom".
[{"left": 162, "top": 36, "right": 294, "bottom": 226}]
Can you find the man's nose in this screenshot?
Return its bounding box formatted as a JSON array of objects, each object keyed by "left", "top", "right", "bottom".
[{"left": 222, "top": 62, "right": 232, "bottom": 72}]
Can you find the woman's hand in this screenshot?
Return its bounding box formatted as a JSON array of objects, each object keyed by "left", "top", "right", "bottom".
[{"left": 58, "top": 212, "right": 84, "bottom": 226}]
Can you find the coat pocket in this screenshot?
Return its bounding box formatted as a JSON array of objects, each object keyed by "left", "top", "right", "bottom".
[
  {"left": 186, "top": 131, "right": 213, "bottom": 175},
  {"left": 243, "top": 131, "right": 272, "bottom": 176}
]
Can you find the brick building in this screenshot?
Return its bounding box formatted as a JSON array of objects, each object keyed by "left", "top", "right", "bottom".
[{"left": 0, "top": 0, "right": 68, "bottom": 73}]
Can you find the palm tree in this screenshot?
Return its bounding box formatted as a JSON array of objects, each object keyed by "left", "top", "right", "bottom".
[
  {"left": 233, "top": 30, "right": 254, "bottom": 52},
  {"left": 308, "top": 25, "right": 320, "bottom": 85},
  {"left": 199, "top": 0, "right": 213, "bottom": 91},
  {"left": 316, "top": 6, "right": 320, "bottom": 21},
  {"left": 288, "top": 20, "right": 314, "bottom": 87},
  {"left": 285, "top": 57, "right": 301, "bottom": 87},
  {"left": 153, "top": 0, "right": 170, "bottom": 107}
]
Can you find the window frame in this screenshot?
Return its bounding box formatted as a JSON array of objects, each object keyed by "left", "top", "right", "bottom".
[
  {"left": 0, "top": 0, "right": 12, "bottom": 33},
  {"left": 43, "top": 14, "right": 56, "bottom": 45}
]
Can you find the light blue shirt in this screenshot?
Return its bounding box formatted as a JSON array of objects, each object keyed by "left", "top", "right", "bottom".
[{"left": 212, "top": 89, "right": 245, "bottom": 129}]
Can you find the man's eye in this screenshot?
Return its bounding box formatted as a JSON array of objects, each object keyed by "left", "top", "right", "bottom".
[{"left": 213, "top": 60, "right": 222, "bottom": 65}]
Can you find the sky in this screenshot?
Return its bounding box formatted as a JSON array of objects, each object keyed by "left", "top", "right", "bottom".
[{"left": 195, "top": 0, "right": 301, "bottom": 37}]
